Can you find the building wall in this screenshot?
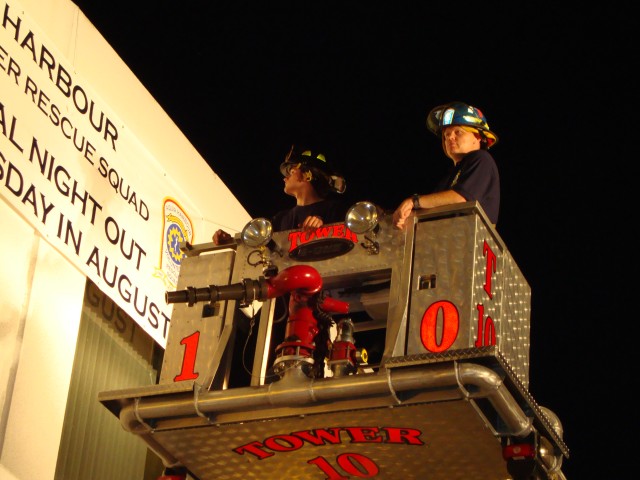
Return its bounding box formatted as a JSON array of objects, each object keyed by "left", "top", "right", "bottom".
[
  {"left": 0, "top": 201, "right": 84, "bottom": 480},
  {"left": 0, "top": 0, "right": 250, "bottom": 478}
]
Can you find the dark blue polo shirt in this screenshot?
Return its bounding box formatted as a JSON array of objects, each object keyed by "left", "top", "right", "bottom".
[{"left": 432, "top": 149, "right": 500, "bottom": 224}]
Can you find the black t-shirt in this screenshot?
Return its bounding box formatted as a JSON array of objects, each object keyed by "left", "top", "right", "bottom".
[
  {"left": 433, "top": 149, "right": 500, "bottom": 224},
  {"left": 271, "top": 197, "right": 347, "bottom": 232}
]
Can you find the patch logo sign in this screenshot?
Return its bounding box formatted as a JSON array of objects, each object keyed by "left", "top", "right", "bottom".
[{"left": 155, "top": 198, "right": 193, "bottom": 289}]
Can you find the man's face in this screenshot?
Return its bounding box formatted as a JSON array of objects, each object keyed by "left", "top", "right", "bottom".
[
  {"left": 442, "top": 126, "right": 482, "bottom": 163},
  {"left": 283, "top": 164, "right": 306, "bottom": 196}
]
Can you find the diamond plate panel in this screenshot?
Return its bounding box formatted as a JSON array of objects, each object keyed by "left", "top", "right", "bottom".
[
  {"left": 160, "top": 249, "right": 235, "bottom": 385},
  {"left": 406, "top": 208, "right": 530, "bottom": 387},
  {"left": 152, "top": 401, "right": 511, "bottom": 480}
]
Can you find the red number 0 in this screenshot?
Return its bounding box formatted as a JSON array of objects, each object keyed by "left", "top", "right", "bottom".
[{"left": 420, "top": 300, "right": 459, "bottom": 352}]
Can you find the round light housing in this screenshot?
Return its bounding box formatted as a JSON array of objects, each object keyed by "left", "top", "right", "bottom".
[
  {"left": 345, "top": 201, "right": 379, "bottom": 234},
  {"left": 241, "top": 218, "right": 273, "bottom": 247}
]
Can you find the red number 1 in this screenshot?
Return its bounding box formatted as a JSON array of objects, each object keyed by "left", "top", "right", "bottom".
[{"left": 174, "top": 331, "right": 200, "bottom": 382}]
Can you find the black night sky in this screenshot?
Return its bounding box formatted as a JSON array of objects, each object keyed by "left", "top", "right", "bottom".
[{"left": 71, "top": 2, "right": 629, "bottom": 478}]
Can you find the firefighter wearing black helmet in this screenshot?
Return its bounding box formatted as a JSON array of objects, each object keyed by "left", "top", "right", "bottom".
[
  {"left": 213, "top": 145, "right": 347, "bottom": 245},
  {"left": 272, "top": 145, "right": 347, "bottom": 232},
  {"left": 392, "top": 101, "right": 500, "bottom": 227}
]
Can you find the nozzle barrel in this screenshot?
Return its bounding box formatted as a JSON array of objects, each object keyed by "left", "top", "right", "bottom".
[{"left": 165, "top": 278, "right": 268, "bottom": 307}]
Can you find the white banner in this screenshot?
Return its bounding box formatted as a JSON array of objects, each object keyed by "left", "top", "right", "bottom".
[{"left": 0, "top": 1, "right": 205, "bottom": 347}]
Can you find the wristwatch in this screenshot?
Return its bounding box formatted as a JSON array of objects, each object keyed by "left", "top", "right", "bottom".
[{"left": 412, "top": 193, "right": 421, "bottom": 210}]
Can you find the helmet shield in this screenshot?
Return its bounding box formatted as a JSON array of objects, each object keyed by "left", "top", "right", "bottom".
[{"left": 426, "top": 102, "right": 498, "bottom": 148}]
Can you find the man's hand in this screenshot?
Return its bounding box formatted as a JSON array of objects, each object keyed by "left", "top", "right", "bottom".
[
  {"left": 213, "top": 229, "right": 234, "bottom": 245},
  {"left": 392, "top": 198, "right": 414, "bottom": 230},
  {"left": 300, "top": 215, "right": 324, "bottom": 230}
]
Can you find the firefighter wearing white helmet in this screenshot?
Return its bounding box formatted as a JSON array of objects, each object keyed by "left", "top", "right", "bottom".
[{"left": 392, "top": 101, "right": 500, "bottom": 227}]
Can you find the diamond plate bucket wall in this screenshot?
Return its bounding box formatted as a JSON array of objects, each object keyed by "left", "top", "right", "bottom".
[{"left": 406, "top": 207, "right": 531, "bottom": 387}]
